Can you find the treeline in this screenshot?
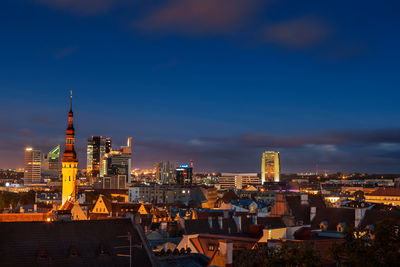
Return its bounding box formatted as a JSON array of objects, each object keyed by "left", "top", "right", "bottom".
[
  {"left": 0, "top": 190, "right": 35, "bottom": 210},
  {"left": 234, "top": 219, "right": 400, "bottom": 267}
]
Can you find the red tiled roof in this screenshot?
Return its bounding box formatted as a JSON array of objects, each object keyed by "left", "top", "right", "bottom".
[{"left": 368, "top": 188, "right": 400, "bottom": 196}]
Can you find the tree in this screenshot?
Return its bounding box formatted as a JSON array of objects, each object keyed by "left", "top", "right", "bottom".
[
  {"left": 0, "top": 190, "right": 35, "bottom": 209},
  {"left": 331, "top": 219, "right": 400, "bottom": 266}
]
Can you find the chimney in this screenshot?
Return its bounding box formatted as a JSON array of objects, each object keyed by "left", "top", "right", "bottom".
[
  {"left": 218, "top": 216, "right": 223, "bottom": 229},
  {"left": 301, "top": 194, "right": 309, "bottom": 205},
  {"left": 219, "top": 239, "right": 233, "bottom": 267},
  {"left": 252, "top": 215, "right": 257, "bottom": 225},
  {"left": 177, "top": 217, "right": 185, "bottom": 230},
  {"left": 160, "top": 222, "right": 168, "bottom": 233},
  {"left": 208, "top": 216, "right": 213, "bottom": 229},
  {"left": 310, "top": 207, "right": 316, "bottom": 222},
  {"left": 234, "top": 216, "right": 242, "bottom": 233},
  {"left": 355, "top": 208, "right": 366, "bottom": 228}
]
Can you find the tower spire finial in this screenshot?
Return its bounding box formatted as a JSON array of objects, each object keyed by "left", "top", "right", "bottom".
[{"left": 69, "top": 90, "right": 73, "bottom": 111}]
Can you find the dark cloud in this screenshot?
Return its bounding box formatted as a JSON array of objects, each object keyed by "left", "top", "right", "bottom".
[
  {"left": 200, "top": 128, "right": 400, "bottom": 148},
  {"left": 264, "top": 17, "right": 330, "bottom": 49},
  {"left": 0, "top": 126, "right": 35, "bottom": 137},
  {"left": 127, "top": 129, "right": 400, "bottom": 173},
  {"left": 2, "top": 128, "right": 400, "bottom": 173},
  {"left": 131, "top": 137, "right": 258, "bottom": 172},
  {"left": 135, "top": 0, "right": 261, "bottom": 36}
]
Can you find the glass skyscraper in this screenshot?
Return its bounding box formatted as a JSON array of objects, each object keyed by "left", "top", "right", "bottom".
[
  {"left": 24, "top": 147, "right": 41, "bottom": 184},
  {"left": 42, "top": 145, "right": 60, "bottom": 179},
  {"left": 87, "top": 136, "right": 107, "bottom": 179}
]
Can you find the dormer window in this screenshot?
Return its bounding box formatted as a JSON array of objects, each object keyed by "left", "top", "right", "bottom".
[
  {"left": 208, "top": 243, "right": 217, "bottom": 251},
  {"left": 337, "top": 222, "right": 346, "bottom": 232},
  {"left": 320, "top": 221, "right": 328, "bottom": 231},
  {"left": 69, "top": 247, "right": 80, "bottom": 258}
]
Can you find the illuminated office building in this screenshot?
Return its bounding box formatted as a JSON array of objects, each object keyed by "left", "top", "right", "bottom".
[
  {"left": 176, "top": 161, "right": 193, "bottom": 185},
  {"left": 87, "top": 136, "right": 107, "bottom": 179},
  {"left": 42, "top": 145, "right": 60, "bottom": 179},
  {"left": 105, "top": 137, "right": 112, "bottom": 153},
  {"left": 261, "top": 151, "right": 280, "bottom": 183},
  {"left": 102, "top": 137, "right": 132, "bottom": 183},
  {"left": 155, "top": 161, "right": 175, "bottom": 184},
  {"left": 218, "top": 173, "right": 261, "bottom": 190},
  {"left": 24, "top": 147, "right": 41, "bottom": 184}
]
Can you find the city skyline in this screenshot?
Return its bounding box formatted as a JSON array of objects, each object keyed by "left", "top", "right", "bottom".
[{"left": 1, "top": 1, "right": 400, "bottom": 173}]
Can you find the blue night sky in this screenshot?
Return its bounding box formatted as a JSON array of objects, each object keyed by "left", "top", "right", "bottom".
[{"left": 1, "top": 0, "right": 400, "bottom": 173}]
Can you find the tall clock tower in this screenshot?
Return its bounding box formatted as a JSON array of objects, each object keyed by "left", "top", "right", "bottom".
[{"left": 61, "top": 91, "right": 78, "bottom": 205}]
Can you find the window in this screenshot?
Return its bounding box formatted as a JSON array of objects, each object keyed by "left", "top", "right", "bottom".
[{"left": 208, "top": 243, "right": 217, "bottom": 251}]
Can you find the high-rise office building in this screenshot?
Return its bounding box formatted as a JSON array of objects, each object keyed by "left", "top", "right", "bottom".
[
  {"left": 24, "top": 147, "right": 41, "bottom": 184},
  {"left": 261, "top": 151, "right": 280, "bottom": 183},
  {"left": 105, "top": 137, "right": 112, "bottom": 153},
  {"left": 102, "top": 137, "right": 132, "bottom": 183},
  {"left": 155, "top": 161, "right": 175, "bottom": 184},
  {"left": 62, "top": 93, "right": 78, "bottom": 205},
  {"left": 42, "top": 145, "right": 60, "bottom": 179},
  {"left": 176, "top": 161, "right": 193, "bottom": 185},
  {"left": 87, "top": 136, "right": 107, "bottom": 179}
]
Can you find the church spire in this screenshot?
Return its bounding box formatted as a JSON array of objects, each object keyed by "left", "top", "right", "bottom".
[
  {"left": 61, "top": 91, "right": 78, "bottom": 205},
  {"left": 63, "top": 91, "right": 77, "bottom": 161},
  {"left": 69, "top": 90, "right": 73, "bottom": 112}
]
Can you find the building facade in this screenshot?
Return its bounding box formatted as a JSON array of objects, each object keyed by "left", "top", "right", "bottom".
[
  {"left": 155, "top": 161, "right": 175, "bottom": 184},
  {"left": 24, "top": 147, "right": 41, "bottom": 184},
  {"left": 176, "top": 163, "right": 193, "bottom": 185},
  {"left": 102, "top": 137, "right": 132, "bottom": 183},
  {"left": 42, "top": 145, "right": 60, "bottom": 179},
  {"left": 261, "top": 151, "right": 280, "bottom": 183},
  {"left": 86, "top": 136, "right": 107, "bottom": 179},
  {"left": 103, "top": 175, "right": 127, "bottom": 190},
  {"left": 218, "top": 173, "right": 261, "bottom": 190}
]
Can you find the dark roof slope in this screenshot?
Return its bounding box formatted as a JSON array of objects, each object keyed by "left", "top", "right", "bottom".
[
  {"left": 360, "top": 209, "right": 400, "bottom": 229},
  {"left": 311, "top": 207, "right": 355, "bottom": 231},
  {"left": 0, "top": 219, "right": 156, "bottom": 267},
  {"left": 221, "top": 191, "right": 239, "bottom": 203},
  {"left": 258, "top": 217, "right": 286, "bottom": 229}
]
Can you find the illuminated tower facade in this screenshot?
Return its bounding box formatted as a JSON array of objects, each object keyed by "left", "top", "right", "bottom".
[
  {"left": 261, "top": 151, "right": 280, "bottom": 183},
  {"left": 24, "top": 147, "right": 41, "bottom": 184},
  {"left": 87, "top": 136, "right": 106, "bottom": 180},
  {"left": 62, "top": 92, "right": 78, "bottom": 205}
]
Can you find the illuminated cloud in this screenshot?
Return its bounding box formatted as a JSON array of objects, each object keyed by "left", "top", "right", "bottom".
[
  {"left": 264, "top": 17, "right": 330, "bottom": 49},
  {"left": 135, "top": 0, "right": 260, "bottom": 35}
]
